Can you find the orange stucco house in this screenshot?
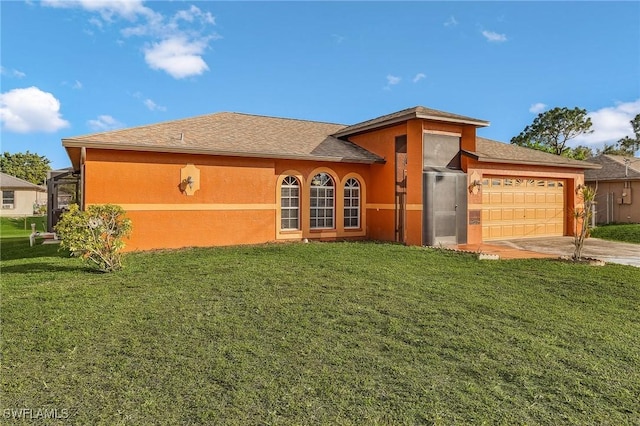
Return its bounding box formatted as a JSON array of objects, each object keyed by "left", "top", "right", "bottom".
[{"left": 59, "top": 106, "right": 599, "bottom": 251}]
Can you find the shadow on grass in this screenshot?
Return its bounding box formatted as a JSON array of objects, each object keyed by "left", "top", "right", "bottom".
[
  {"left": 0, "top": 262, "right": 89, "bottom": 274},
  {"left": 0, "top": 237, "right": 69, "bottom": 261}
]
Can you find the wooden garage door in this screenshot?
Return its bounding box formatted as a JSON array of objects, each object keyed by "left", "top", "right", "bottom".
[{"left": 482, "top": 177, "right": 565, "bottom": 240}]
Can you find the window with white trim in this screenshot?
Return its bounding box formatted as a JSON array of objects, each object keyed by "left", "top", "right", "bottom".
[
  {"left": 280, "top": 176, "right": 300, "bottom": 230},
  {"left": 344, "top": 178, "right": 360, "bottom": 228},
  {"left": 310, "top": 173, "right": 334, "bottom": 229},
  {"left": 2, "top": 191, "right": 15, "bottom": 209}
]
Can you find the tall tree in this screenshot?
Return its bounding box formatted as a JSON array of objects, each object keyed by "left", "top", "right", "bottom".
[
  {"left": 597, "top": 114, "right": 640, "bottom": 156},
  {"left": 511, "top": 107, "right": 593, "bottom": 158},
  {"left": 617, "top": 113, "right": 640, "bottom": 155},
  {"left": 0, "top": 151, "right": 51, "bottom": 185}
]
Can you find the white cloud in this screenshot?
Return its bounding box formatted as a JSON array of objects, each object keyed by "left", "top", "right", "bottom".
[
  {"left": 331, "top": 34, "right": 345, "bottom": 44},
  {"left": 529, "top": 103, "right": 547, "bottom": 113},
  {"left": 174, "top": 5, "right": 215, "bottom": 25},
  {"left": 0, "top": 86, "right": 69, "bottom": 133},
  {"left": 482, "top": 30, "right": 507, "bottom": 42},
  {"left": 144, "top": 36, "right": 209, "bottom": 79},
  {"left": 42, "top": 1, "right": 218, "bottom": 79},
  {"left": 413, "top": 73, "right": 426, "bottom": 83},
  {"left": 386, "top": 75, "right": 401, "bottom": 85},
  {"left": 42, "top": 0, "right": 151, "bottom": 21},
  {"left": 572, "top": 99, "right": 640, "bottom": 147},
  {"left": 87, "top": 115, "right": 123, "bottom": 132},
  {"left": 1, "top": 66, "right": 26, "bottom": 78},
  {"left": 444, "top": 16, "right": 458, "bottom": 27},
  {"left": 144, "top": 98, "right": 166, "bottom": 112}
]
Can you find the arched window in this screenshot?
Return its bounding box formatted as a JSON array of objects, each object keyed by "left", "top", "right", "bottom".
[
  {"left": 281, "top": 176, "right": 300, "bottom": 230},
  {"left": 344, "top": 178, "right": 360, "bottom": 229},
  {"left": 310, "top": 172, "right": 334, "bottom": 229}
]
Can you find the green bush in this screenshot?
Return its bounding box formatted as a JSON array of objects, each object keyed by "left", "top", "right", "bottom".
[{"left": 55, "top": 204, "right": 132, "bottom": 272}]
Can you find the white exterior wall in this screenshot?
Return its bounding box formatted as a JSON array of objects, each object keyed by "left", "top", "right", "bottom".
[{"left": 0, "top": 189, "right": 47, "bottom": 217}]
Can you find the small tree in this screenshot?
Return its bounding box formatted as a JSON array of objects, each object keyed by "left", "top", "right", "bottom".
[
  {"left": 572, "top": 184, "right": 596, "bottom": 261},
  {"left": 55, "top": 204, "right": 132, "bottom": 272}
]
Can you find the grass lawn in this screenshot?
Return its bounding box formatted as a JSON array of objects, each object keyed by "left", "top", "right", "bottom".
[
  {"left": 2, "top": 238, "right": 639, "bottom": 424},
  {"left": 591, "top": 223, "right": 640, "bottom": 244}
]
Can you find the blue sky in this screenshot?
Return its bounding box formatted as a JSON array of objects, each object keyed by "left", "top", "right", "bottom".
[{"left": 1, "top": 1, "right": 639, "bottom": 169}]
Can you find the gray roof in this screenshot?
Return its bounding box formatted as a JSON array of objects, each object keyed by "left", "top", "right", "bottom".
[
  {"left": 0, "top": 172, "right": 46, "bottom": 191},
  {"left": 584, "top": 154, "right": 640, "bottom": 181},
  {"left": 62, "top": 108, "right": 600, "bottom": 172},
  {"left": 333, "top": 106, "right": 489, "bottom": 138},
  {"left": 466, "top": 138, "right": 602, "bottom": 170},
  {"left": 63, "top": 112, "right": 384, "bottom": 164}
]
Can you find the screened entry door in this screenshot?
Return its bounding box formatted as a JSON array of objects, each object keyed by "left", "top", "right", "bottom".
[
  {"left": 433, "top": 174, "right": 458, "bottom": 245},
  {"left": 423, "top": 172, "right": 467, "bottom": 246}
]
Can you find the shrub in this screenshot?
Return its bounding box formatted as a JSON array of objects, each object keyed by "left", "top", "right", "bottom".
[
  {"left": 573, "top": 184, "right": 596, "bottom": 261},
  {"left": 55, "top": 204, "right": 132, "bottom": 272}
]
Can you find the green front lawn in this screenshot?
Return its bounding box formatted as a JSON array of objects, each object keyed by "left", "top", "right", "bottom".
[
  {"left": 2, "top": 240, "right": 639, "bottom": 424},
  {"left": 0, "top": 216, "right": 47, "bottom": 237},
  {"left": 591, "top": 223, "right": 640, "bottom": 244}
]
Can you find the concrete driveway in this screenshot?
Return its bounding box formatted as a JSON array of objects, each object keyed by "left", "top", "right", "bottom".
[{"left": 491, "top": 237, "right": 640, "bottom": 267}]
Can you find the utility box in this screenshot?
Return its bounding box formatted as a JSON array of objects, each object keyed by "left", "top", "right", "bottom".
[{"left": 621, "top": 186, "right": 632, "bottom": 204}]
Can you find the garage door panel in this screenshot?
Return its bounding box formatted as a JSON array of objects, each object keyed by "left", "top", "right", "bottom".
[{"left": 482, "top": 175, "right": 565, "bottom": 240}]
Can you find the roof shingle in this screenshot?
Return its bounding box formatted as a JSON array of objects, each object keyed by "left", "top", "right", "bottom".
[
  {"left": 584, "top": 154, "right": 640, "bottom": 181},
  {"left": 333, "top": 106, "right": 489, "bottom": 137},
  {"left": 467, "top": 137, "right": 601, "bottom": 170},
  {"left": 0, "top": 172, "right": 46, "bottom": 190},
  {"left": 64, "top": 112, "right": 383, "bottom": 164}
]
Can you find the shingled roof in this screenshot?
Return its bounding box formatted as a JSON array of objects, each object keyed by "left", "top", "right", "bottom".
[
  {"left": 0, "top": 172, "right": 46, "bottom": 191},
  {"left": 333, "top": 106, "right": 489, "bottom": 138},
  {"left": 466, "top": 137, "right": 601, "bottom": 169},
  {"left": 584, "top": 154, "right": 640, "bottom": 181},
  {"left": 63, "top": 112, "right": 384, "bottom": 165}
]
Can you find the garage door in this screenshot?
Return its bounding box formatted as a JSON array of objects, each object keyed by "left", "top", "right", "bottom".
[{"left": 482, "top": 176, "right": 565, "bottom": 240}]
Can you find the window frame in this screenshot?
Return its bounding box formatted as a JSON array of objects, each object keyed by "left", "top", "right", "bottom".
[
  {"left": 2, "top": 190, "right": 15, "bottom": 209},
  {"left": 280, "top": 175, "right": 300, "bottom": 231},
  {"left": 309, "top": 172, "right": 335, "bottom": 230},
  {"left": 343, "top": 178, "right": 360, "bottom": 229}
]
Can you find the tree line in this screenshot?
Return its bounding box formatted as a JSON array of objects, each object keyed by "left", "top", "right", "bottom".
[
  {"left": 1, "top": 109, "right": 638, "bottom": 186},
  {"left": 510, "top": 107, "right": 639, "bottom": 160}
]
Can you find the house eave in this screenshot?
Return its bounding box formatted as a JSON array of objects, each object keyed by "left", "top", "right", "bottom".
[
  {"left": 462, "top": 151, "right": 602, "bottom": 170},
  {"left": 333, "top": 113, "right": 489, "bottom": 138},
  {"left": 62, "top": 139, "right": 385, "bottom": 165}
]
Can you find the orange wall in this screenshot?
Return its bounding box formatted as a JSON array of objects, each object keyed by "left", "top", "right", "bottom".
[
  {"left": 349, "top": 124, "right": 407, "bottom": 242},
  {"left": 84, "top": 149, "right": 373, "bottom": 251}
]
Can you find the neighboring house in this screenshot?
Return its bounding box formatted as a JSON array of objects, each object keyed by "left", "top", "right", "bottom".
[
  {"left": 585, "top": 154, "right": 640, "bottom": 224},
  {"left": 0, "top": 172, "right": 47, "bottom": 217},
  {"left": 60, "top": 106, "right": 599, "bottom": 251}
]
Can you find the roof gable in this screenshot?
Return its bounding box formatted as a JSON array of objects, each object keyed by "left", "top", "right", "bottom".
[
  {"left": 0, "top": 172, "right": 46, "bottom": 191},
  {"left": 584, "top": 155, "right": 640, "bottom": 181},
  {"left": 333, "top": 106, "right": 489, "bottom": 138}
]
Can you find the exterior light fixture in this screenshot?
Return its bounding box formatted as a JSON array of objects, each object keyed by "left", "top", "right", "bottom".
[
  {"left": 180, "top": 164, "right": 200, "bottom": 196},
  {"left": 468, "top": 179, "right": 482, "bottom": 194}
]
